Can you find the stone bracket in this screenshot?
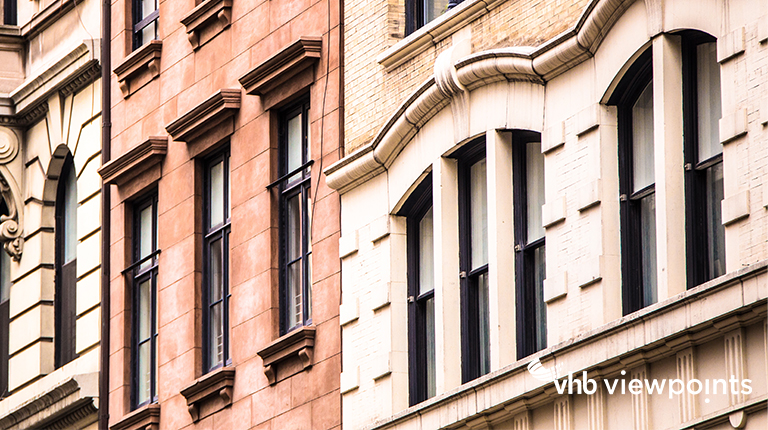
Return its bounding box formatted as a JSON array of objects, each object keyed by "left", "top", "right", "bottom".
[
  {"left": 180, "top": 367, "right": 235, "bottom": 422},
  {"left": 256, "top": 325, "right": 315, "bottom": 385},
  {"left": 113, "top": 40, "right": 162, "bottom": 98},
  {"left": 180, "top": 0, "right": 232, "bottom": 50}
]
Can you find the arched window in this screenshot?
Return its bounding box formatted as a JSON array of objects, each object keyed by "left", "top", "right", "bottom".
[{"left": 55, "top": 155, "right": 78, "bottom": 368}]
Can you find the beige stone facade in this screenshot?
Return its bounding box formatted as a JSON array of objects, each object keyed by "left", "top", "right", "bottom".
[
  {"left": 0, "top": 0, "right": 103, "bottom": 427},
  {"left": 331, "top": 0, "right": 767, "bottom": 429}
]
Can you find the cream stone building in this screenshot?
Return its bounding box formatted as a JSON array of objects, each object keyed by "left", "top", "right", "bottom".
[
  {"left": 0, "top": 0, "right": 103, "bottom": 427},
  {"left": 329, "top": 0, "right": 767, "bottom": 429}
]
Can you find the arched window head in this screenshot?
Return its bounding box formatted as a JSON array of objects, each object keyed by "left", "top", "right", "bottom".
[{"left": 55, "top": 154, "right": 78, "bottom": 368}]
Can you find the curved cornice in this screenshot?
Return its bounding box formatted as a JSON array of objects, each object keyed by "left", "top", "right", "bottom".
[{"left": 325, "top": 0, "right": 634, "bottom": 193}]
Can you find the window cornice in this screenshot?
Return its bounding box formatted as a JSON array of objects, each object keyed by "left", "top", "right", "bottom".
[
  {"left": 113, "top": 40, "right": 162, "bottom": 98},
  {"left": 180, "top": 367, "right": 235, "bottom": 422},
  {"left": 98, "top": 137, "right": 168, "bottom": 187},
  {"left": 238, "top": 37, "right": 322, "bottom": 97},
  {"left": 110, "top": 403, "right": 160, "bottom": 430},
  {"left": 165, "top": 88, "right": 241, "bottom": 144},
  {"left": 256, "top": 325, "right": 316, "bottom": 385},
  {"left": 180, "top": 0, "right": 232, "bottom": 50}
]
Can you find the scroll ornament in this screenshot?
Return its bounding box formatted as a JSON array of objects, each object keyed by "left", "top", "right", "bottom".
[{"left": 0, "top": 176, "right": 22, "bottom": 261}]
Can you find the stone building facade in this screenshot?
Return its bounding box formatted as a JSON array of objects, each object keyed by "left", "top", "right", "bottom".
[
  {"left": 101, "top": 0, "right": 341, "bottom": 428},
  {"left": 0, "top": 0, "right": 104, "bottom": 427},
  {"left": 330, "top": 0, "right": 767, "bottom": 429}
]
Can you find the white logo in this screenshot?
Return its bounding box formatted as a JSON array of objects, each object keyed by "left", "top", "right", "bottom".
[{"left": 527, "top": 357, "right": 561, "bottom": 382}]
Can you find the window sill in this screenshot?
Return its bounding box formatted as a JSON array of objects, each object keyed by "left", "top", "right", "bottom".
[
  {"left": 256, "top": 325, "right": 316, "bottom": 385},
  {"left": 98, "top": 137, "right": 167, "bottom": 187},
  {"left": 179, "top": 366, "right": 235, "bottom": 422},
  {"left": 376, "top": 0, "right": 505, "bottom": 70},
  {"left": 110, "top": 403, "right": 160, "bottom": 430},
  {"left": 165, "top": 88, "right": 241, "bottom": 144},
  {"left": 180, "top": 0, "right": 232, "bottom": 50},
  {"left": 113, "top": 40, "right": 163, "bottom": 98}
]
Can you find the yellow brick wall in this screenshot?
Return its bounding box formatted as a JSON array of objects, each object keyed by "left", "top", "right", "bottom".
[{"left": 343, "top": 0, "right": 590, "bottom": 153}]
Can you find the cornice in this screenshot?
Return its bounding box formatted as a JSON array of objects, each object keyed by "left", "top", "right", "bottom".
[
  {"left": 113, "top": 40, "right": 162, "bottom": 98},
  {"left": 98, "top": 137, "right": 168, "bottom": 186},
  {"left": 238, "top": 37, "right": 322, "bottom": 96},
  {"left": 256, "top": 325, "right": 316, "bottom": 385},
  {"left": 165, "top": 88, "right": 241, "bottom": 143},
  {"left": 110, "top": 404, "right": 160, "bottom": 430},
  {"left": 19, "top": 0, "right": 76, "bottom": 39},
  {"left": 179, "top": 367, "right": 235, "bottom": 422},
  {"left": 180, "top": 0, "right": 232, "bottom": 49},
  {"left": 325, "top": 0, "right": 634, "bottom": 193}
]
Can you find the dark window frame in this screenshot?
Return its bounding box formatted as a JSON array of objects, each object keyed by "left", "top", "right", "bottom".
[
  {"left": 400, "top": 174, "right": 435, "bottom": 406},
  {"left": 3, "top": 0, "right": 16, "bottom": 25},
  {"left": 132, "top": 0, "right": 159, "bottom": 50},
  {"left": 455, "top": 137, "right": 490, "bottom": 384},
  {"left": 277, "top": 98, "right": 313, "bottom": 335},
  {"left": 405, "top": 0, "right": 464, "bottom": 36},
  {"left": 130, "top": 192, "right": 159, "bottom": 409},
  {"left": 512, "top": 131, "right": 547, "bottom": 360},
  {"left": 202, "top": 149, "right": 232, "bottom": 373},
  {"left": 54, "top": 155, "right": 78, "bottom": 369},
  {"left": 609, "top": 48, "right": 655, "bottom": 316},
  {"left": 682, "top": 31, "right": 725, "bottom": 289},
  {"left": 0, "top": 200, "right": 10, "bottom": 400}
]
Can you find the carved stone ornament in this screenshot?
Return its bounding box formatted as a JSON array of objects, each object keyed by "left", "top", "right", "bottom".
[
  {"left": 0, "top": 173, "right": 22, "bottom": 261},
  {"left": 0, "top": 128, "right": 19, "bottom": 164}
]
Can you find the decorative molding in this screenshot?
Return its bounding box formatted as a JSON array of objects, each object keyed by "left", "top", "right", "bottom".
[
  {"left": 110, "top": 404, "right": 160, "bottom": 430},
  {"left": 256, "top": 325, "right": 315, "bottom": 385},
  {"left": 676, "top": 348, "right": 697, "bottom": 422},
  {"left": 434, "top": 40, "right": 471, "bottom": 141},
  {"left": 576, "top": 179, "right": 601, "bottom": 212},
  {"left": 717, "top": 26, "right": 745, "bottom": 64},
  {"left": 113, "top": 40, "right": 162, "bottom": 98},
  {"left": 544, "top": 271, "right": 568, "bottom": 303},
  {"left": 631, "top": 365, "right": 650, "bottom": 430},
  {"left": 0, "top": 378, "right": 82, "bottom": 429},
  {"left": 0, "top": 127, "right": 19, "bottom": 164},
  {"left": 19, "top": 0, "right": 76, "bottom": 39},
  {"left": 166, "top": 88, "right": 241, "bottom": 143},
  {"left": 180, "top": 0, "right": 232, "bottom": 50},
  {"left": 0, "top": 167, "right": 24, "bottom": 261},
  {"left": 587, "top": 380, "right": 605, "bottom": 430},
  {"left": 98, "top": 137, "right": 167, "bottom": 186},
  {"left": 542, "top": 196, "right": 567, "bottom": 228},
  {"left": 238, "top": 37, "right": 322, "bottom": 96},
  {"left": 512, "top": 411, "right": 531, "bottom": 430},
  {"left": 339, "top": 230, "right": 359, "bottom": 258},
  {"left": 0, "top": 102, "right": 49, "bottom": 127},
  {"left": 542, "top": 121, "right": 565, "bottom": 154},
  {"left": 339, "top": 297, "right": 359, "bottom": 326},
  {"left": 553, "top": 396, "right": 572, "bottom": 430},
  {"left": 326, "top": 0, "right": 640, "bottom": 193},
  {"left": 575, "top": 104, "right": 600, "bottom": 136},
  {"left": 370, "top": 282, "right": 392, "bottom": 311},
  {"left": 369, "top": 215, "right": 390, "bottom": 242},
  {"left": 577, "top": 255, "right": 603, "bottom": 289},
  {"left": 724, "top": 328, "right": 747, "bottom": 406},
  {"left": 371, "top": 352, "right": 392, "bottom": 381},
  {"left": 180, "top": 367, "right": 235, "bottom": 422}
]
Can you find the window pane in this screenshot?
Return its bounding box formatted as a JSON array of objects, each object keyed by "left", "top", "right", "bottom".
[
  {"left": 63, "top": 163, "right": 77, "bottom": 263},
  {"left": 697, "top": 42, "right": 722, "bottom": 162},
  {"left": 141, "top": 0, "right": 156, "bottom": 18},
  {"left": 209, "top": 161, "right": 224, "bottom": 229},
  {"left": 287, "top": 113, "right": 303, "bottom": 182},
  {"left": 139, "top": 205, "right": 153, "bottom": 271},
  {"left": 533, "top": 245, "right": 547, "bottom": 351},
  {"left": 477, "top": 272, "right": 490, "bottom": 375},
  {"left": 0, "top": 250, "right": 9, "bottom": 303},
  {"left": 419, "top": 206, "right": 434, "bottom": 295},
  {"left": 526, "top": 141, "right": 545, "bottom": 241},
  {"left": 425, "top": 0, "right": 449, "bottom": 23},
  {"left": 632, "top": 82, "right": 655, "bottom": 192},
  {"left": 287, "top": 194, "right": 302, "bottom": 261},
  {"left": 137, "top": 341, "right": 151, "bottom": 405},
  {"left": 140, "top": 21, "right": 156, "bottom": 46},
  {"left": 425, "top": 296, "right": 436, "bottom": 399},
  {"left": 210, "top": 237, "right": 223, "bottom": 303},
  {"left": 706, "top": 163, "right": 725, "bottom": 279},
  {"left": 640, "top": 193, "right": 657, "bottom": 306},
  {"left": 208, "top": 302, "right": 223, "bottom": 368},
  {"left": 470, "top": 158, "right": 488, "bottom": 270},
  {"left": 287, "top": 261, "right": 302, "bottom": 328},
  {"left": 138, "top": 279, "right": 151, "bottom": 341}
]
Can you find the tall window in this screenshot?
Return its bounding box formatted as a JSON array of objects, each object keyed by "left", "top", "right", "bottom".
[
  {"left": 133, "top": 0, "right": 158, "bottom": 49},
  {"left": 131, "top": 194, "right": 158, "bottom": 408},
  {"left": 614, "top": 49, "right": 656, "bottom": 315},
  {"left": 401, "top": 175, "right": 436, "bottom": 405},
  {"left": 513, "top": 132, "right": 546, "bottom": 359},
  {"left": 0, "top": 203, "right": 10, "bottom": 399},
  {"left": 55, "top": 156, "right": 78, "bottom": 368},
  {"left": 683, "top": 32, "right": 725, "bottom": 288},
  {"left": 278, "top": 100, "right": 312, "bottom": 334},
  {"left": 3, "top": 0, "right": 16, "bottom": 25},
  {"left": 457, "top": 139, "right": 490, "bottom": 383},
  {"left": 204, "top": 151, "right": 231, "bottom": 372}
]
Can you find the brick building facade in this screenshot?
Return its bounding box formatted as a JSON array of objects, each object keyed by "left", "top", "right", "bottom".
[
  {"left": 100, "top": 0, "right": 342, "bottom": 427},
  {"left": 330, "top": 0, "right": 767, "bottom": 428}
]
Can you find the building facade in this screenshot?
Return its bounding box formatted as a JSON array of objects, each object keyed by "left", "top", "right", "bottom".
[
  {"left": 0, "top": 0, "right": 104, "bottom": 427},
  {"left": 330, "top": 0, "right": 767, "bottom": 429},
  {"left": 101, "top": 0, "right": 342, "bottom": 428}
]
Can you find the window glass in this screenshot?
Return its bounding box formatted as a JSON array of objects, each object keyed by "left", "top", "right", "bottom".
[
  {"left": 287, "top": 113, "right": 303, "bottom": 182},
  {"left": 533, "top": 245, "right": 547, "bottom": 350},
  {"left": 137, "top": 277, "right": 152, "bottom": 405},
  {"left": 640, "top": 194, "right": 657, "bottom": 306},
  {"left": 705, "top": 163, "right": 725, "bottom": 278},
  {"left": 418, "top": 206, "right": 434, "bottom": 295},
  {"left": 425, "top": 0, "right": 449, "bottom": 23},
  {"left": 425, "top": 296, "right": 436, "bottom": 398},
  {"left": 139, "top": 205, "right": 153, "bottom": 271},
  {"left": 62, "top": 162, "right": 77, "bottom": 264},
  {"left": 469, "top": 159, "right": 488, "bottom": 270},
  {"left": 526, "top": 141, "right": 545, "bottom": 241},
  {"left": 696, "top": 42, "right": 721, "bottom": 162},
  {"left": 632, "top": 82, "right": 655, "bottom": 192},
  {"left": 209, "top": 160, "right": 224, "bottom": 229},
  {"left": 476, "top": 272, "right": 490, "bottom": 375},
  {"left": 0, "top": 250, "right": 8, "bottom": 303}
]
